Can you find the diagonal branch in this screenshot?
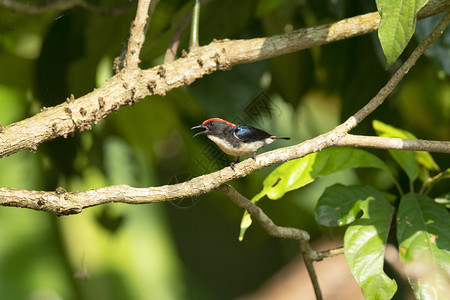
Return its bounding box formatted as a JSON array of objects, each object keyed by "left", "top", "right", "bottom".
[
  {"left": 335, "top": 11, "right": 450, "bottom": 136},
  {"left": 217, "top": 184, "right": 311, "bottom": 241},
  {"left": 0, "top": 2, "right": 448, "bottom": 159},
  {"left": 1, "top": 135, "right": 448, "bottom": 215},
  {"left": 217, "top": 184, "right": 323, "bottom": 300},
  {"left": 218, "top": 185, "right": 347, "bottom": 298},
  {"left": 122, "top": 0, "right": 159, "bottom": 70}
]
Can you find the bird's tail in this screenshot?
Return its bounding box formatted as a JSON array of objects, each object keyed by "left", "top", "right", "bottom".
[{"left": 271, "top": 136, "right": 290, "bottom": 140}]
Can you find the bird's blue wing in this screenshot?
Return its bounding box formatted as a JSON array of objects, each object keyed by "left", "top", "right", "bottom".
[{"left": 234, "top": 125, "right": 271, "bottom": 142}]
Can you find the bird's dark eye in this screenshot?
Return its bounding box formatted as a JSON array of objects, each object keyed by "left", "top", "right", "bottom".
[{"left": 210, "top": 122, "right": 214, "bottom": 126}]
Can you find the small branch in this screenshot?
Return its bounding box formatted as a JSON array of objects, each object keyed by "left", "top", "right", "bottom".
[
  {"left": 217, "top": 184, "right": 311, "bottom": 241},
  {"left": 300, "top": 245, "right": 323, "bottom": 300},
  {"left": 0, "top": 0, "right": 136, "bottom": 15},
  {"left": 317, "top": 247, "right": 345, "bottom": 260},
  {"left": 336, "top": 134, "right": 450, "bottom": 153},
  {"left": 337, "top": 12, "right": 450, "bottom": 135},
  {"left": 123, "top": 0, "right": 158, "bottom": 70},
  {"left": 420, "top": 170, "right": 450, "bottom": 194},
  {"left": 217, "top": 184, "right": 323, "bottom": 300}
]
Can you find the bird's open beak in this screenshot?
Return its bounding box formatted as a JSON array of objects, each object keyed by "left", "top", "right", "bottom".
[{"left": 191, "top": 124, "right": 208, "bottom": 137}]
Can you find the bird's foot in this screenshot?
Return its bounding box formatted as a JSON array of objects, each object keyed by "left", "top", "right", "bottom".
[{"left": 229, "top": 156, "right": 240, "bottom": 171}]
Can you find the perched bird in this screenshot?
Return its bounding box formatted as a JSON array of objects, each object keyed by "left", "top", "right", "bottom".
[{"left": 191, "top": 118, "right": 290, "bottom": 169}]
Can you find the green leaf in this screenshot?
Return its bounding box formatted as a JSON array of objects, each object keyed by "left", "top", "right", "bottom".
[
  {"left": 238, "top": 148, "right": 389, "bottom": 240},
  {"left": 315, "top": 184, "right": 393, "bottom": 227},
  {"left": 397, "top": 193, "right": 450, "bottom": 299},
  {"left": 260, "top": 147, "right": 389, "bottom": 200},
  {"left": 376, "top": 0, "right": 429, "bottom": 67},
  {"left": 315, "top": 184, "right": 397, "bottom": 298},
  {"left": 373, "top": 120, "right": 439, "bottom": 182}
]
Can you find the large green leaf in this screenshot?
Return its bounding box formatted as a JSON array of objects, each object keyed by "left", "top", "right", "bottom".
[
  {"left": 397, "top": 193, "right": 450, "bottom": 299},
  {"left": 258, "top": 147, "right": 389, "bottom": 201},
  {"left": 316, "top": 184, "right": 397, "bottom": 299},
  {"left": 376, "top": 0, "right": 429, "bottom": 67},
  {"left": 315, "top": 184, "right": 394, "bottom": 227},
  {"left": 239, "top": 148, "right": 389, "bottom": 240},
  {"left": 373, "top": 120, "right": 439, "bottom": 182}
]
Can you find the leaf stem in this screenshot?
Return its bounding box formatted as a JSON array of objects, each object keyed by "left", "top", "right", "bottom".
[{"left": 190, "top": 0, "right": 200, "bottom": 47}]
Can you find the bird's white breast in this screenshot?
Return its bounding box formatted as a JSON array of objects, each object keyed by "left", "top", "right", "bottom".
[{"left": 207, "top": 135, "right": 268, "bottom": 156}]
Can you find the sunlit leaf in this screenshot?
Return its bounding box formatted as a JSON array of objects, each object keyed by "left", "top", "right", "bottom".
[
  {"left": 397, "top": 193, "right": 450, "bottom": 299},
  {"left": 315, "top": 184, "right": 396, "bottom": 298},
  {"left": 373, "top": 120, "right": 439, "bottom": 182},
  {"left": 376, "top": 0, "right": 429, "bottom": 66},
  {"left": 261, "top": 147, "right": 389, "bottom": 200},
  {"left": 238, "top": 148, "right": 389, "bottom": 240},
  {"left": 315, "top": 184, "right": 393, "bottom": 227}
]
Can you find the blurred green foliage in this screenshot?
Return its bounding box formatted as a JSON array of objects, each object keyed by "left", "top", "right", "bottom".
[{"left": 0, "top": 0, "right": 448, "bottom": 299}]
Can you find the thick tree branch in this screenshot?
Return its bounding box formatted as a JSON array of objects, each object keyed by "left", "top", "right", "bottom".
[
  {"left": 0, "top": 2, "right": 448, "bottom": 159},
  {"left": 0, "top": 0, "right": 137, "bottom": 15},
  {"left": 337, "top": 135, "right": 450, "bottom": 153},
  {"left": 0, "top": 135, "right": 448, "bottom": 215}
]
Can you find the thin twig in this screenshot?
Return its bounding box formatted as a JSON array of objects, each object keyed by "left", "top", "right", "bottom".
[
  {"left": 123, "top": 0, "right": 155, "bottom": 70},
  {"left": 338, "top": 12, "right": 450, "bottom": 134},
  {"left": 300, "top": 243, "right": 323, "bottom": 300},
  {"left": 217, "top": 184, "right": 323, "bottom": 299},
  {"left": 317, "top": 247, "right": 345, "bottom": 260},
  {"left": 217, "top": 184, "right": 311, "bottom": 241},
  {"left": 420, "top": 170, "right": 450, "bottom": 194}
]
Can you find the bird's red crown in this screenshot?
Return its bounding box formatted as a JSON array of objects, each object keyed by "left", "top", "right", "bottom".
[{"left": 202, "top": 118, "right": 236, "bottom": 128}]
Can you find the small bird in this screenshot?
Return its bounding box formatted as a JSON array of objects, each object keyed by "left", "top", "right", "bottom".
[{"left": 191, "top": 118, "right": 290, "bottom": 169}]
